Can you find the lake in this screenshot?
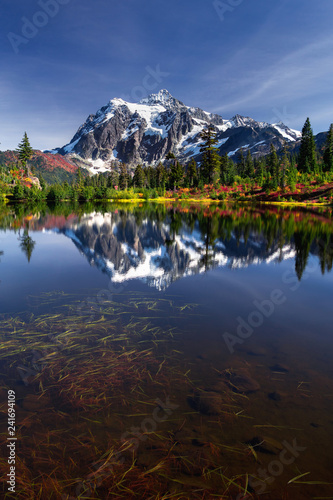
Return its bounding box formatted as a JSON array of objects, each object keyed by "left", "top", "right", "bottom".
[{"left": 0, "top": 201, "right": 333, "bottom": 499}]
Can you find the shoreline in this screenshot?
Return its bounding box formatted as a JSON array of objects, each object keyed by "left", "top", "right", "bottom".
[
  {"left": 2, "top": 192, "right": 332, "bottom": 208},
  {"left": 104, "top": 197, "right": 333, "bottom": 207},
  {"left": 3, "top": 196, "right": 332, "bottom": 207}
]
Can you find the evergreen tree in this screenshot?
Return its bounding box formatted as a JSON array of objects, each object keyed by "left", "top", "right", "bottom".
[
  {"left": 185, "top": 159, "right": 198, "bottom": 187},
  {"left": 170, "top": 160, "right": 184, "bottom": 189},
  {"left": 119, "top": 164, "right": 129, "bottom": 190},
  {"left": 199, "top": 125, "right": 221, "bottom": 184},
  {"left": 133, "top": 164, "right": 145, "bottom": 188},
  {"left": 143, "top": 166, "right": 153, "bottom": 188},
  {"left": 323, "top": 124, "right": 333, "bottom": 172},
  {"left": 255, "top": 158, "right": 265, "bottom": 186},
  {"left": 16, "top": 132, "right": 33, "bottom": 174},
  {"left": 268, "top": 144, "right": 279, "bottom": 188},
  {"left": 220, "top": 153, "right": 229, "bottom": 184},
  {"left": 47, "top": 184, "right": 66, "bottom": 203},
  {"left": 155, "top": 163, "right": 167, "bottom": 188},
  {"left": 76, "top": 167, "right": 84, "bottom": 188},
  {"left": 108, "top": 169, "right": 119, "bottom": 188},
  {"left": 236, "top": 150, "right": 246, "bottom": 177},
  {"left": 80, "top": 185, "right": 95, "bottom": 201},
  {"left": 164, "top": 152, "right": 177, "bottom": 175},
  {"left": 280, "top": 144, "right": 290, "bottom": 189},
  {"left": 146, "top": 166, "right": 156, "bottom": 189},
  {"left": 220, "top": 153, "right": 235, "bottom": 184},
  {"left": 298, "top": 118, "right": 317, "bottom": 172},
  {"left": 287, "top": 157, "right": 297, "bottom": 191},
  {"left": 244, "top": 150, "right": 254, "bottom": 178}
]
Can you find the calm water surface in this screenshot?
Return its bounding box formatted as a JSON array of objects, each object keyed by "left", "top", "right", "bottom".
[{"left": 0, "top": 202, "right": 332, "bottom": 499}]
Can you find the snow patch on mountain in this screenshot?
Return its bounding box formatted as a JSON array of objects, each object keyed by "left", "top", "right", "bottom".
[
  {"left": 216, "top": 120, "right": 235, "bottom": 132},
  {"left": 217, "top": 138, "right": 229, "bottom": 148},
  {"left": 139, "top": 89, "right": 178, "bottom": 107},
  {"left": 227, "top": 145, "right": 250, "bottom": 157},
  {"left": 272, "top": 123, "right": 301, "bottom": 142},
  {"left": 85, "top": 150, "right": 118, "bottom": 174},
  {"left": 63, "top": 138, "right": 81, "bottom": 154}
]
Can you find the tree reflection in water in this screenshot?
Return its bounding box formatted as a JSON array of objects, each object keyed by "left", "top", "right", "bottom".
[{"left": 19, "top": 228, "right": 36, "bottom": 263}]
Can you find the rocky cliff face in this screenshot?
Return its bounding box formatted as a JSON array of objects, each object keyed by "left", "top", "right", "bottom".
[{"left": 49, "top": 90, "right": 301, "bottom": 174}]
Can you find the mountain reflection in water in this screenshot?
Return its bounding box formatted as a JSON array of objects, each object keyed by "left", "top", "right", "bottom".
[{"left": 2, "top": 203, "right": 333, "bottom": 289}]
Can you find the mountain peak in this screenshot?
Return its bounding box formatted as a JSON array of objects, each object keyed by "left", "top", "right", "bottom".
[
  {"left": 54, "top": 90, "right": 301, "bottom": 171},
  {"left": 139, "top": 89, "right": 182, "bottom": 106},
  {"left": 231, "top": 114, "right": 255, "bottom": 126}
]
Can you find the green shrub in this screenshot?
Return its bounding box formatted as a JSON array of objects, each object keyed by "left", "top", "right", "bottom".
[{"left": 12, "top": 184, "right": 25, "bottom": 200}]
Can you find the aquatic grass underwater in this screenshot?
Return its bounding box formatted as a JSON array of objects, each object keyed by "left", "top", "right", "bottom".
[
  {"left": 1, "top": 292, "right": 330, "bottom": 498},
  {"left": 0, "top": 293, "right": 250, "bottom": 499}
]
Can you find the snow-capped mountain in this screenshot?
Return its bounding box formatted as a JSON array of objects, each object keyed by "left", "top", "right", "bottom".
[
  {"left": 53, "top": 212, "right": 297, "bottom": 291},
  {"left": 49, "top": 90, "right": 301, "bottom": 174}
]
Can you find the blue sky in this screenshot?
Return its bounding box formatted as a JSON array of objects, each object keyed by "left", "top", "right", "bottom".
[{"left": 1, "top": 0, "right": 333, "bottom": 151}]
